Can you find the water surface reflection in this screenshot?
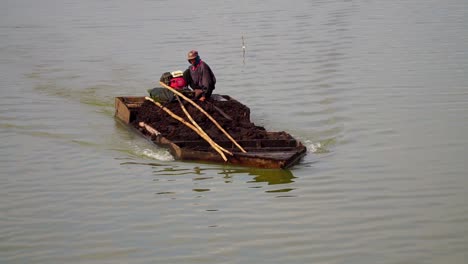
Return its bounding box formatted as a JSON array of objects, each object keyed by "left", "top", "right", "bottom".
[{"left": 122, "top": 160, "right": 298, "bottom": 195}]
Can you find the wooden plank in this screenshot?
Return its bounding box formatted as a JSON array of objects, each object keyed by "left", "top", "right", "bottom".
[{"left": 115, "top": 97, "right": 131, "bottom": 124}]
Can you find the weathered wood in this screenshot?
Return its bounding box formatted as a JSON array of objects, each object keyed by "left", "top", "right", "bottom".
[{"left": 138, "top": 122, "right": 160, "bottom": 136}]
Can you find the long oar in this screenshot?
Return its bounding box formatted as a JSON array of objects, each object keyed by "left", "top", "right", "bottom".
[
  {"left": 145, "top": 97, "right": 228, "bottom": 161},
  {"left": 159, "top": 81, "right": 247, "bottom": 153},
  {"left": 175, "top": 96, "right": 232, "bottom": 156}
]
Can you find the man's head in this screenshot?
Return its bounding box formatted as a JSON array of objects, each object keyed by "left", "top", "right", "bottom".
[{"left": 187, "top": 50, "right": 200, "bottom": 65}]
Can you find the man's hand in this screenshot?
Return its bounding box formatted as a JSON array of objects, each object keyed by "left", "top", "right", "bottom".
[
  {"left": 194, "top": 89, "right": 203, "bottom": 98},
  {"left": 194, "top": 89, "right": 206, "bottom": 101}
]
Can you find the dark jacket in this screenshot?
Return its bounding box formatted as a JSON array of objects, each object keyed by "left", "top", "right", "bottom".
[{"left": 187, "top": 60, "right": 216, "bottom": 93}]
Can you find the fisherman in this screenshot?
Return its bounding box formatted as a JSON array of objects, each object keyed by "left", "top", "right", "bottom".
[{"left": 185, "top": 50, "right": 216, "bottom": 102}]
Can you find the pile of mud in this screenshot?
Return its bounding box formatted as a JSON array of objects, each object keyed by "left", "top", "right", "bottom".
[{"left": 132, "top": 96, "right": 292, "bottom": 142}]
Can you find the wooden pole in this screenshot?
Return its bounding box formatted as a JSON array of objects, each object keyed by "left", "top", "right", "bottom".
[
  {"left": 145, "top": 97, "right": 228, "bottom": 161},
  {"left": 138, "top": 122, "right": 160, "bottom": 136},
  {"left": 159, "top": 81, "right": 247, "bottom": 153},
  {"left": 176, "top": 96, "right": 233, "bottom": 156}
]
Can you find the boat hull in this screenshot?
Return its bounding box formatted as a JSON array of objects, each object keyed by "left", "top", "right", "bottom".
[{"left": 115, "top": 96, "right": 307, "bottom": 169}]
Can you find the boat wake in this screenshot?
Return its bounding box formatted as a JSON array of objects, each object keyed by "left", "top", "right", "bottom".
[
  {"left": 131, "top": 144, "right": 174, "bottom": 161},
  {"left": 305, "top": 141, "right": 327, "bottom": 154}
]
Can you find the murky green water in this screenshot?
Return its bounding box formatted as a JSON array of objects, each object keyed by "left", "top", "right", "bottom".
[{"left": 2, "top": 0, "right": 468, "bottom": 263}]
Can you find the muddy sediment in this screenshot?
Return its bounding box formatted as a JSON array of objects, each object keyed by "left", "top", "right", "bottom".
[{"left": 132, "top": 96, "right": 293, "bottom": 142}]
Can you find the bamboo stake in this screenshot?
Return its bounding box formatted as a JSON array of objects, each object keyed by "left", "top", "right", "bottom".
[
  {"left": 176, "top": 96, "right": 232, "bottom": 156},
  {"left": 145, "top": 97, "right": 227, "bottom": 161},
  {"left": 159, "top": 81, "right": 247, "bottom": 153},
  {"left": 138, "top": 122, "right": 160, "bottom": 136}
]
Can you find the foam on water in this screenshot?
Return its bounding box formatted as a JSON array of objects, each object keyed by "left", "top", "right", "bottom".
[
  {"left": 305, "top": 140, "right": 329, "bottom": 154},
  {"left": 129, "top": 143, "right": 174, "bottom": 161},
  {"left": 140, "top": 147, "right": 174, "bottom": 161}
]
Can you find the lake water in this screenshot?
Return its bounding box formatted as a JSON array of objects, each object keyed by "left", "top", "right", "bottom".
[{"left": 2, "top": 0, "right": 468, "bottom": 263}]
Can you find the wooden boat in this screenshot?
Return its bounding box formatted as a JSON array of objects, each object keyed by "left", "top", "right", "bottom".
[{"left": 115, "top": 96, "right": 307, "bottom": 169}]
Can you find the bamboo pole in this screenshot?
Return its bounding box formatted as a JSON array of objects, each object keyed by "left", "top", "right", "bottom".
[
  {"left": 176, "top": 96, "right": 233, "bottom": 156},
  {"left": 145, "top": 97, "right": 227, "bottom": 161},
  {"left": 138, "top": 122, "right": 160, "bottom": 136},
  {"left": 159, "top": 81, "right": 247, "bottom": 153}
]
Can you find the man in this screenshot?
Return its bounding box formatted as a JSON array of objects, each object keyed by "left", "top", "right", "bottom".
[{"left": 186, "top": 50, "right": 216, "bottom": 101}]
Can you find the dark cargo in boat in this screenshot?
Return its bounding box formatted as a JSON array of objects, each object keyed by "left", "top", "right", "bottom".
[{"left": 115, "top": 95, "right": 306, "bottom": 169}]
